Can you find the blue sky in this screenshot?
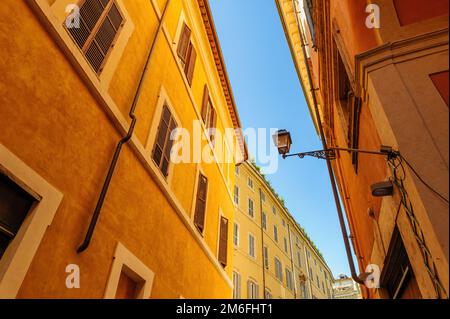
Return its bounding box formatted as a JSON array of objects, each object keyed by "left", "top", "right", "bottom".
[{"left": 210, "top": 0, "right": 355, "bottom": 277}]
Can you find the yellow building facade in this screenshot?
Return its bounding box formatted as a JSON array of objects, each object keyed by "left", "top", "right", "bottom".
[
  {"left": 0, "top": 0, "right": 246, "bottom": 298},
  {"left": 232, "top": 162, "right": 334, "bottom": 299}
]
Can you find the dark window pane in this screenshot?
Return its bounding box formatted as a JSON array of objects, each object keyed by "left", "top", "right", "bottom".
[
  {"left": 152, "top": 145, "right": 163, "bottom": 166},
  {"left": 0, "top": 174, "right": 35, "bottom": 234},
  {"left": 0, "top": 232, "right": 11, "bottom": 259}
]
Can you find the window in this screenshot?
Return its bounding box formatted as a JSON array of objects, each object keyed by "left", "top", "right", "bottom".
[
  {"left": 0, "top": 173, "right": 37, "bottom": 260},
  {"left": 335, "top": 43, "right": 361, "bottom": 169},
  {"left": 66, "top": 0, "right": 124, "bottom": 74},
  {"left": 272, "top": 206, "right": 276, "bottom": 215},
  {"left": 300, "top": 282, "right": 308, "bottom": 299},
  {"left": 115, "top": 271, "right": 138, "bottom": 299},
  {"left": 193, "top": 173, "right": 208, "bottom": 233},
  {"left": 262, "top": 212, "right": 267, "bottom": 230},
  {"left": 233, "top": 223, "right": 239, "bottom": 247},
  {"left": 282, "top": 219, "right": 286, "bottom": 227},
  {"left": 234, "top": 185, "right": 239, "bottom": 205},
  {"left": 380, "top": 226, "right": 422, "bottom": 299},
  {"left": 247, "top": 178, "right": 254, "bottom": 189},
  {"left": 308, "top": 267, "right": 313, "bottom": 278},
  {"left": 218, "top": 216, "right": 228, "bottom": 267},
  {"left": 316, "top": 275, "right": 320, "bottom": 287},
  {"left": 152, "top": 105, "right": 177, "bottom": 177},
  {"left": 263, "top": 246, "right": 269, "bottom": 269},
  {"left": 297, "top": 251, "right": 302, "bottom": 267},
  {"left": 322, "top": 281, "right": 325, "bottom": 293},
  {"left": 248, "top": 233, "right": 255, "bottom": 258},
  {"left": 284, "top": 237, "right": 288, "bottom": 253},
  {"left": 265, "top": 289, "right": 272, "bottom": 299},
  {"left": 104, "top": 242, "right": 155, "bottom": 299},
  {"left": 201, "top": 86, "right": 217, "bottom": 145},
  {"left": 232, "top": 272, "right": 241, "bottom": 299},
  {"left": 260, "top": 192, "right": 266, "bottom": 202},
  {"left": 235, "top": 166, "right": 240, "bottom": 176},
  {"left": 273, "top": 225, "right": 278, "bottom": 242},
  {"left": 314, "top": 259, "right": 317, "bottom": 266},
  {"left": 247, "top": 280, "right": 259, "bottom": 299},
  {"left": 275, "top": 258, "right": 283, "bottom": 282},
  {"left": 303, "top": 0, "right": 316, "bottom": 48},
  {"left": 286, "top": 268, "right": 294, "bottom": 291},
  {"left": 177, "top": 22, "right": 196, "bottom": 85},
  {"left": 248, "top": 198, "right": 254, "bottom": 218}
]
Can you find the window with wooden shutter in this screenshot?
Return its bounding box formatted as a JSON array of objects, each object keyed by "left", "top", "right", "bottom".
[
  {"left": 194, "top": 173, "right": 208, "bottom": 233},
  {"left": 185, "top": 43, "right": 197, "bottom": 86},
  {"left": 66, "top": 0, "right": 124, "bottom": 74},
  {"left": 177, "top": 23, "right": 197, "bottom": 86},
  {"left": 177, "top": 23, "right": 191, "bottom": 65},
  {"left": 152, "top": 105, "right": 177, "bottom": 178},
  {"left": 201, "top": 85, "right": 218, "bottom": 145},
  {"left": 0, "top": 173, "right": 37, "bottom": 260},
  {"left": 218, "top": 216, "right": 228, "bottom": 267},
  {"left": 380, "top": 226, "right": 422, "bottom": 299}
]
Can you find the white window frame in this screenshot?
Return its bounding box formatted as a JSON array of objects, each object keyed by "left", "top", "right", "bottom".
[
  {"left": 233, "top": 222, "right": 240, "bottom": 247},
  {"left": 275, "top": 257, "right": 283, "bottom": 282},
  {"left": 232, "top": 271, "right": 241, "bottom": 299},
  {"left": 248, "top": 233, "right": 256, "bottom": 258},
  {"left": 104, "top": 242, "right": 155, "bottom": 299},
  {"left": 247, "top": 177, "right": 254, "bottom": 190},
  {"left": 273, "top": 225, "right": 278, "bottom": 242},
  {"left": 247, "top": 279, "right": 258, "bottom": 299},
  {"left": 0, "top": 144, "right": 63, "bottom": 298},
  {"left": 248, "top": 198, "right": 254, "bottom": 218}
]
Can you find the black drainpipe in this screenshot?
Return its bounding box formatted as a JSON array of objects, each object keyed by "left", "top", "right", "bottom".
[
  {"left": 294, "top": 1, "right": 364, "bottom": 285},
  {"left": 77, "top": 0, "right": 172, "bottom": 253}
]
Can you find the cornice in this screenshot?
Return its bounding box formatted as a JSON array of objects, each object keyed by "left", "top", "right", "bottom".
[{"left": 355, "top": 28, "right": 449, "bottom": 101}]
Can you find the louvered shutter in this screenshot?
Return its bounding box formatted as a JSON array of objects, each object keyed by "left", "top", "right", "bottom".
[
  {"left": 185, "top": 43, "right": 197, "bottom": 86},
  {"left": 218, "top": 216, "right": 228, "bottom": 267},
  {"left": 152, "top": 105, "right": 177, "bottom": 177},
  {"left": 201, "top": 85, "right": 209, "bottom": 123},
  {"left": 67, "top": 0, "right": 124, "bottom": 74},
  {"left": 194, "top": 174, "right": 208, "bottom": 232},
  {"left": 177, "top": 23, "right": 191, "bottom": 63}
]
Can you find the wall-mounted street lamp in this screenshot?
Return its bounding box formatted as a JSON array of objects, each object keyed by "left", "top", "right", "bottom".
[
  {"left": 272, "top": 129, "right": 396, "bottom": 197},
  {"left": 272, "top": 129, "right": 398, "bottom": 286}
]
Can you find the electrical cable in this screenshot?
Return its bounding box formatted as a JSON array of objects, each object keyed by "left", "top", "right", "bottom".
[{"left": 398, "top": 154, "right": 449, "bottom": 205}]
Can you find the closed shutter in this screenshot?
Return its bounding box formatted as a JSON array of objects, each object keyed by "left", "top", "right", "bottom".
[
  {"left": 185, "top": 43, "right": 197, "bottom": 85},
  {"left": 67, "top": 0, "right": 124, "bottom": 74},
  {"left": 218, "top": 216, "right": 228, "bottom": 267},
  {"left": 177, "top": 23, "right": 191, "bottom": 63},
  {"left": 209, "top": 106, "right": 216, "bottom": 145},
  {"left": 194, "top": 174, "right": 208, "bottom": 232},
  {"left": 152, "top": 105, "right": 177, "bottom": 177},
  {"left": 201, "top": 85, "right": 210, "bottom": 123}
]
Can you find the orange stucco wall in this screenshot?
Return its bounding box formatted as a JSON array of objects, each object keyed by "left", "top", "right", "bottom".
[
  {"left": 0, "top": 0, "right": 237, "bottom": 298},
  {"left": 430, "top": 70, "right": 449, "bottom": 107},
  {"left": 393, "top": 0, "right": 449, "bottom": 26}
]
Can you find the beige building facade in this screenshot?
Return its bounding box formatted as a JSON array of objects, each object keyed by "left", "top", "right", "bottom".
[{"left": 232, "top": 161, "right": 334, "bottom": 299}]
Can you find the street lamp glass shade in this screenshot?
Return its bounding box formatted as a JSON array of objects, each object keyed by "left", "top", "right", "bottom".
[{"left": 273, "top": 129, "right": 292, "bottom": 155}]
